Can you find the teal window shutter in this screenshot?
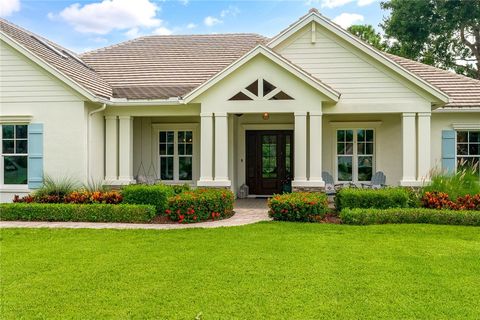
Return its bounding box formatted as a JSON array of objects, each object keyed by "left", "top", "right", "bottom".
[
  {"left": 28, "top": 123, "right": 44, "bottom": 189},
  {"left": 441, "top": 130, "right": 456, "bottom": 173}
]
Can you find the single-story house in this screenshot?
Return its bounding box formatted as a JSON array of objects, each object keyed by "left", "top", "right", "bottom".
[{"left": 1, "top": 9, "right": 479, "bottom": 201}]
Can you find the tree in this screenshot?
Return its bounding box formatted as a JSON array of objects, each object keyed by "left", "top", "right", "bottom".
[
  {"left": 347, "top": 25, "right": 387, "bottom": 51},
  {"left": 381, "top": 0, "right": 480, "bottom": 79}
]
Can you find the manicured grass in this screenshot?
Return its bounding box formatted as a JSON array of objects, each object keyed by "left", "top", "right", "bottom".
[{"left": 2, "top": 223, "right": 480, "bottom": 319}]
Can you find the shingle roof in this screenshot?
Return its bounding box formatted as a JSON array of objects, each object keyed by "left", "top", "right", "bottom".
[
  {"left": 0, "top": 18, "right": 112, "bottom": 98},
  {"left": 386, "top": 53, "right": 480, "bottom": 108},
  {"left": 81, "top": 34, "right": 268, "bottom": 99}
]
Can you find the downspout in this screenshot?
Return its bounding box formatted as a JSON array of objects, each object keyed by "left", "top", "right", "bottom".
[{"left": 87, "top": 103, "right": 107, "bottom": 180}]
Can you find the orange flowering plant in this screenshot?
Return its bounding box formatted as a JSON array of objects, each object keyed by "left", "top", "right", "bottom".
[
  {"left": 421, "top": 191, "right": 480, "bottom": 211},
  {"left": 268, "top": 192, "right": 328, "bottom": 222},
  {"left": 166, "top": 188, "right": 234, "bottom": 223}
]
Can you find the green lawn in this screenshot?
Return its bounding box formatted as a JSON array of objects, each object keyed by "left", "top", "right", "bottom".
[{"left": 1, "top": 223, "right": 480, "bottom": 319}]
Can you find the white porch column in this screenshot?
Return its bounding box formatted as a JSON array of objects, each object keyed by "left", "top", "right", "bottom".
[
  {"left": 198, "top": 112, "right": 214, "bottom": 186},
  {"left": 292, "top": 111, "right": 308, "bottom": 186},
  {"left": 308, "top": 112, "right": 324, "bottom": 186},
  {"left": 401, "top": 112, "right": 417, "bottom": 185},
  {"left": 417, "top": 112, "right": 431, "bottom": 182},
  {"left": 118, "top": 116, "right": 134, "bottom": 183},
  {"left": 214, "top": 112, "right": 231, "bottom": 186},
  {"left": 105, "top": 115, "right": 118, "bottom": 181}
]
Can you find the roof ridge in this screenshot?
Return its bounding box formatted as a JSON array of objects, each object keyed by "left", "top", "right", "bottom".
[{"left": 80, "top": 33, "right": 268, "bottom": 57}]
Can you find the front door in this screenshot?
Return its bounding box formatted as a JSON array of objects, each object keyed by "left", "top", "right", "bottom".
[{"left": 246, "top": 130, "right": 293, "bottom": 195}]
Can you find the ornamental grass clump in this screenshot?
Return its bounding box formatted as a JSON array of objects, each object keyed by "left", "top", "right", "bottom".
[
  {"left": 268, "top": 192, "right": 328, "bottom": 222},
  {"left": 422, "top": 168, "right": 480, "bottom": 200},
  {"left": 166, "top": 188, "right": 234, "bottom": 223}
]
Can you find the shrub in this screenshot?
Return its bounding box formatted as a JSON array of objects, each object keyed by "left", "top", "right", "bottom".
[
  {"left": 421, "top": 191, "right": 480, "bottom": 210},
  {"left": 33, "top": 175, "right": 80, "bottom": 200},
  {"left": 13, "top": 190, "right": 123, "bottom": 204},
  {"left": 170, "top": 184, "right": 191, "bottom": 195},
  {"left": 422, "top": 168, "right": 480, "bottom": 200},
  {"left": 122, "top": 184, "right": 174, "bottom": 213},
  {"left": 340, "top": 208, "right": 480, "bottom": 226},
  {"left": 166, "top": 188, "right": 234, "bottom": 223},
  {"left": 0, "top": 203, "right": 156, "bottom": 223},
  {"left": 268, "top": 192, "right": 328, "bottom": 222},
  {"left": 335, "top": 187, "right": 411, "bottom": 211}
]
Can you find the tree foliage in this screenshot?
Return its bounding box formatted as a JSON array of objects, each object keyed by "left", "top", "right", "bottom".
[
  {"left": 380, "top": 0, "right": 480, "bottom": 79},
  {"left": 347, "top": 25, "right": 386, "bottom": 51}
]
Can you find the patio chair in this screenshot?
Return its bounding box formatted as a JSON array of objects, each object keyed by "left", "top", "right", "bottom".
[
  {"left": 322, "top": 171, "right": 349, "bottom": 195},
  {"left": 361, "top": 171, "right": 386, "bottom": 189}
]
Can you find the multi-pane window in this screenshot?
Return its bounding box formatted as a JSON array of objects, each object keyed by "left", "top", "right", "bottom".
[
  {"left": 1, "top": 125, "right": 28, "bottom": 185},
  {"left": 457, "top": 131, "right": 480, "bottom": 173},
  {"left": 159, "top": 130, "right": 193, "bottom": 181},
  {"left": 177, "top": 131, "right": 193, "bottom": 181},
  {"left": 336, "top": 129, "right": 374, "bottom": 182}
]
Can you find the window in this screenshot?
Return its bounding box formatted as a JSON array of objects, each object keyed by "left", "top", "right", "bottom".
[
  {"left": 456, "top": 131, "right": 480, "bottom": 173},
  {"left": 1, "top": 125, "right": 28, "bottom": 185},
  {"left": 159, "top": 130, "right": 193, "bottom": 181},
  {"left": 336, "top": 129, "right": 374, "bottom": 183},
  {"left": 228, "top": 79, "right": 294, "bottom": 101}
]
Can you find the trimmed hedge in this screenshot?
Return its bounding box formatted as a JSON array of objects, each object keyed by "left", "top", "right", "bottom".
[
  {"left": 166, "top": 188, "right": 234, "bottom": 223},
  {"left": 0, "top": 203, "right": 156, "bottom": 223},
  {"left": 122, "top": 184, "right": 174, "bottom": 213},
  {"left": 335, "top": 187, "right": 411, "bottom": 211},
  {"left": 340, "top": 208, "right": 480, "bottom": 226},
  {"left": 268, "top": 192, "right": 329, "bottom": 222}
]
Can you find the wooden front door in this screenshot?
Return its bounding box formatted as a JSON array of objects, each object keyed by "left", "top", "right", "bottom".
[{"left": 246, "top": 130, "right": 293, "bottom": 195}]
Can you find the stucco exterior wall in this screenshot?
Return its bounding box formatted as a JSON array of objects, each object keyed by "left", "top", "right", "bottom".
[{"left": 0, "top": 40, "right": 89, "bottom": 201}]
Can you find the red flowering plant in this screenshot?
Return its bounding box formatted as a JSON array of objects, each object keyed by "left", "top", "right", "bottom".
[
  {"left": 166, "top": 188, "right": 234, "bottom": 223},
  {"left": 268, "top": 192, "right": 329, "bottom": 222},
  {"left": 421, "top": 191, "right": 480, "bottom": 210},
  {"left": 13, "top": 190, "right": 123, "bottom": 204}
]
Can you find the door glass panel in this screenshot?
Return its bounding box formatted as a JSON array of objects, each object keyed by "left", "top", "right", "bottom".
[
  {"left": 262, "top": 135, "right": 277, "bottom": 178},
  {"left": 358, "top": 156, "right": 373, "bottom": 181},
  {"left": 338, "top": 156, "right": 352, "bottom": 181}
]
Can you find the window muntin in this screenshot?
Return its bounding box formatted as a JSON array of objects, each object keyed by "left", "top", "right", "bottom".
[
  {"left": 158, "top": 130, "right": 194, "bottom": 182},
  {"left": 1, "top": 125, "right": 28, "bottom": 185},
  {"left": 456, "top": 131, "right": 480, "bottom": 173},
  {"left": 336, "top": 129, "right": 374, "bottom": 183}
]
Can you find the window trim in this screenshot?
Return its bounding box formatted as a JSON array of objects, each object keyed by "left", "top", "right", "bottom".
[
  {"left": 0, "top": 124, "right": 29, "bottom": 189},
  {"left": 334, "top": 127, "right": 376, "bottom": 184},
  {"left": 152, "top": 123, "right": 199, "bottom": 184},
  {"left": 455, "top": 130, "right": 480, "bottom": 173}
]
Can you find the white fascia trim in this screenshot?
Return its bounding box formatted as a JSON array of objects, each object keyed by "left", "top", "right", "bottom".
[
  {"left": 433, "top": 107, "right": 480, "bottom": 113},
  {"left": 0, "top": 31, "right": 99, "bottom": 102},
  {"left": 267, "top": 12, "right": 449, "bottom": 104},
  {"left": 108, "top": 97, "right": 183, "bottom": 106},
  {"left": 182, "top": 45, "right": 340, "bottom": 104}
]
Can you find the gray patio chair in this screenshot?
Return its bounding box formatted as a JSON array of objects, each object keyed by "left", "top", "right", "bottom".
[
  {"left": 322, "top": 171, "right": 350, "bottom": 195},
  {"left": 361, "top": 171, "right": 386, "bottom": 189}
]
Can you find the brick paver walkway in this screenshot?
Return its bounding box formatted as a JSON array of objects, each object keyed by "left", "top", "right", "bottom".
[{"left": 0, "top": 199, "right": 270, "bottom": 230}]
